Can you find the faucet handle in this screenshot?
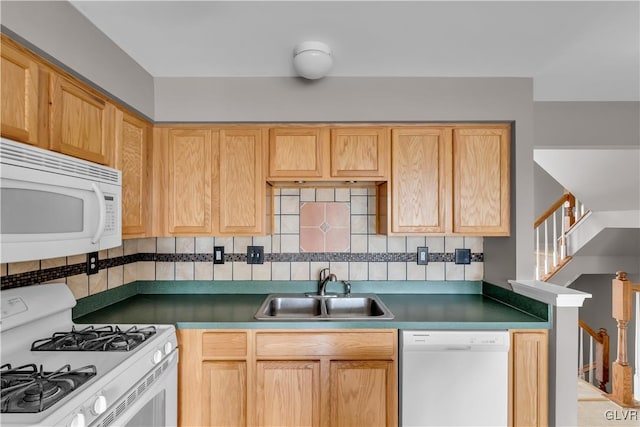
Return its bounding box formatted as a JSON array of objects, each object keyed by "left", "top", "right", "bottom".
[{"left": 342, "top": 280, "right": 351, "bottom": 295}]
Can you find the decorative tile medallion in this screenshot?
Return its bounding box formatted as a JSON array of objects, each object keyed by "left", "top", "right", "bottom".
[{"left": 300, "top": 202, "right": 350, "bottom": 253}]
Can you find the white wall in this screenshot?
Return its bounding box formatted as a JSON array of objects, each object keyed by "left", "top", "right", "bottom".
[{"left": 0, "top": 0, "right": 154, "bottom": 118}]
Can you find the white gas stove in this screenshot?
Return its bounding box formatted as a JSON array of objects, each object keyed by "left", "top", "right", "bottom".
[{"left": 0, "top": 283, "right": 178, "bottom": 427}]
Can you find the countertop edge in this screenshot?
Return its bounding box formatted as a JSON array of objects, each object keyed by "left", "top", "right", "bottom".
[{"left": 174, "top": 321, "right": 550, "bottom": 330}]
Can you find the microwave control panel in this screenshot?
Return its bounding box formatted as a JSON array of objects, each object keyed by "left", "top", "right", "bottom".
[{"left": 105, "top": 195, "right": 117, "bottom": 233}]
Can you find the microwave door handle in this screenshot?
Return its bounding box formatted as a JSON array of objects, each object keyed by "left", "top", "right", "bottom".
[{"left": 91, "top": 183, "right": 106, "bottom": 244}]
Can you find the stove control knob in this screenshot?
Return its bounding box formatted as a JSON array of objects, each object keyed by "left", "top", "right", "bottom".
[
  {"left": 93, "top": 395, "right": 108, "bottom": 415},
  {"left": 69, "top": 412, "right": 86, "bottom": 427},
  {"left": 152, "top": 349, "right": 163, "bottom": 364},
  {"left": 164, "top": 341, "right": 173, "bottom": 355}
]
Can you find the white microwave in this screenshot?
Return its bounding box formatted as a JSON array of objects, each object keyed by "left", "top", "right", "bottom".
[{"left": 0, "top": 138, "right": 121, "bottom": 263}]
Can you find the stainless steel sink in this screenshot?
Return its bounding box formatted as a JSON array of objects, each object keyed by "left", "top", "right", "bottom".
[
  {"left": 254, "top": 293, "right": 394, "bottom": 320},
  {"left": 261, "top": 296, "right": 322, "bottom": 318}
]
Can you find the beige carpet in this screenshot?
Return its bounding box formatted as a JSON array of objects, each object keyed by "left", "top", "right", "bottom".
[{"left": 578, "top": 379, "right": 640, "bottom": 426}]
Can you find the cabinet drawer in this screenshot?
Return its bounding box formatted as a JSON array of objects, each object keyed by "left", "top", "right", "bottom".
[
  {"left": 202, "top": 332, "right": 248, "bottom": 358},
  {"left": 256, "top": 331, "right": 396, "bottom": 359}
]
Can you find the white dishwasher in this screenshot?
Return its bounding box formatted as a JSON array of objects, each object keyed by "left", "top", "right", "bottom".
[{"left": 401, "top": 330, "right": 510, "bottom": 426}]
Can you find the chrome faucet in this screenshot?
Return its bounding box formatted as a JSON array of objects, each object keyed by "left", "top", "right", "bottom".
[
  {"left": 318, "top": 268, "right": 352, "bottom": 296},
  {"left": 318, "top": 268, "right": 337, "bottom": 296}
]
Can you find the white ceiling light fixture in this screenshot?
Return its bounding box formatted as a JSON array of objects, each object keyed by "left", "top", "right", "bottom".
[{"left": 293, "top": 41, "right": 333, "bottom": 80}]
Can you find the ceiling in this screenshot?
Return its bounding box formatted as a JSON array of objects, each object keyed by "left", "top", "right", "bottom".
[{"left": 68, "top": 1, "right": 640, "bottom": 101}]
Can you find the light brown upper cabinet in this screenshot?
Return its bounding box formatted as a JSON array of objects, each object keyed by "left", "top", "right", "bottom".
[
  {"left": 267, "top": 126, "right": 389, "bottom": 182},
  {"left": 268, "top": 127, "right": 327, "bottom": 178},
  {"left": 330, "top": 127, "right": 389, "bottom": 179},
  {"left": 386, "top": 127, "right": 450, "bottom": 234},
  {"left": 1, "top": 38, "right": 41, "bottom": 146},
  {"left": 452, "top": 127, "right": 510, "bottom": 235},
  {"left": 115, "top": 109, "right": 151, "bottom": 238},
  {"left": 49, "top": 74, "right": 115, "bottom": 165},
  {"left": 380, "top": 124, "right": 510, "bottom": 236},
  {"left": 218, "top": 128, "right": 270, "bottom": 235},
  {"left": 154, "top": 127, "right": 270, "bottom": 237},
  {"left": 155, "top": 128, "right": 215, "bottom": 236}
]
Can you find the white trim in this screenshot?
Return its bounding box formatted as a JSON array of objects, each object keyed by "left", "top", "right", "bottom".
[
  {"left": 635, "top": 293, "right": 639, "bottom": 400},
  {"left": 508, "top": 280, "right": 591, "bottom": 307}
]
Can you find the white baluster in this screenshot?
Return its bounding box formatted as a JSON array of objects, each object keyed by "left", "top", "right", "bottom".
[
  {"left": 535, "top": 227, "right": 540, "bottom": 280},
  {"left": 561, "top": 203, "right": 566, "bottom": 260},
  {"left": 544, "top": 220, "right": 549, "bottom": 275},
  {"left": 553, "top": 211, "right": 558, "bottom": 268},
  {"left": 579, "top": 327, "right": 585, "bottom": 380},
  {"left": 635, "top": 292, "right": 639, "bottom": 400},
  {"left": 589, "top": 335, "right": 594, "bottom": 385}
]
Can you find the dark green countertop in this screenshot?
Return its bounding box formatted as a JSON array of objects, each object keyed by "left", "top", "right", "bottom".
[{"left": 73, "top": 281, "right": 550, "bottom": 330}]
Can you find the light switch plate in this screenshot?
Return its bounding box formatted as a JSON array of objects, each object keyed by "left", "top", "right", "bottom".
[
  {"left": 247, "top": 246, "right": 264, "bottom": 264},
  {"left": 213, "top": 246, "right": 225, "bottom": 264},
  {"left": 455, "top": 248, "right": 471, "bottom": 265},
  {"left": 417, "top": 247, "right": 429, "bottom": 265}
]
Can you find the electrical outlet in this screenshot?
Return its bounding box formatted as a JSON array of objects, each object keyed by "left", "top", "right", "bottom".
[
  {"left": 86, "top": 251, "right": 99, "bottom": 275},
  {"left": 417, "top": 247, "right": 429, "bottom": 265},
  {"left": 247, "top": 246, "right": 264, "bottom": 264},
  {"left": 455, "top": 248, "right": 471, "bottom": 265},
  {"left": 213, "top": 246, "right": 225, "bottom": 264}
]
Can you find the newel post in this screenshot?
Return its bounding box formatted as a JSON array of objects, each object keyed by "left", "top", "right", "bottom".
[
  {"left": 563, "top": 190, "right": 576, "bottom": 230},
  {"left": 611, "top": 271, "right": 637, "bottom": 407}
]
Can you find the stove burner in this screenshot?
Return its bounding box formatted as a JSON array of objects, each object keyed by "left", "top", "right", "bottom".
[
  {"left": 31, "top": 325, "right": 156, "bottom": 352},
  {"left": 0, "top": 363, "right": 96, "bottom": 413},
  {"left": 22, "top": 380, "right": 61, "bottom": 403}
]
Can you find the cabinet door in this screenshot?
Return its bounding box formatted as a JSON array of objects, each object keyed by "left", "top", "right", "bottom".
[
  {"left": 510, "top": 330, "right": 548, "bottom": 427},
  {"left": 255, "top": 360, "right": 320, "bottom": 427},
  {"left": 390, "top": 128, "right": 449, "bottom": 234},
  {"left": 452, "top": 127, "right": 510, "bottom": 235},
  {"left": 330, "top": 128, "right": 388, "bottom": 179},
  {"left": 268, "top": 127, "right": 326, "bottom": 178},
  {"left": 50, "top": 74, "right": 115, "bottom": 165},
  {"left": 115, "top": 110, "right": 149, "bottom": 238},
  {"left": 330, "top": 360, "right": 395, "bottom": 427},
  {"left": 218, "top": 128, "right": 267, "bottom": 235},
  {"left": 203, "top": 361, "right": 247, "bottom": 426},
  {"left": 165, "top": 129, "right": 215, "bottom": 235},
  {"left": 1, "top": 41, "right": 40, "bottom": 145}
]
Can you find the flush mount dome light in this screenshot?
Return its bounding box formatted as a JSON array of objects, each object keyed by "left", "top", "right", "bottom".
[{"left": 293, "top": 41, "right": 333, "bottom": 80}]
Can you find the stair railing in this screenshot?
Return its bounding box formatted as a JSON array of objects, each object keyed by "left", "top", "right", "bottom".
[
  {"left": 534, "top": 191, "right": 588, "bottom": 281},
  {"left": 578, "top": 319, "right": 610, "bottom": 392}
]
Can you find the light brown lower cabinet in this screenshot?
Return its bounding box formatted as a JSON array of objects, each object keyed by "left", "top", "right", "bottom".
[
  {"left": 509, "top": 329, "right": 549, "bottom": 427},
  {"left": 178, "top": 328, "right": 547, "bottom": 427},
  {"left": 177, "top": 329, "right": 398, "bottom": 427}
]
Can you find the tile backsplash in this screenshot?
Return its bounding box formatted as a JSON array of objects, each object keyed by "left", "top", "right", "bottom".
[{"left": 1, "top": 188, "right": 484, "bottom": 299}]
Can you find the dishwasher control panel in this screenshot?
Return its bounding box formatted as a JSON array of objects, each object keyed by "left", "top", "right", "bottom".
[{"left": 402, "top": 330, "right": 510, "bottom": 352}]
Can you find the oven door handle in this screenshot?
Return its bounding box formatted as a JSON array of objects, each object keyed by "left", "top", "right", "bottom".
[{"left": 91, "top": 183, "right": 106, "bottom": 244}]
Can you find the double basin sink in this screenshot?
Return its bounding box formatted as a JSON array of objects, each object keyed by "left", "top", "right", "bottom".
[{"left": 254, "top": 293, "right": 394, "bottom": 321}]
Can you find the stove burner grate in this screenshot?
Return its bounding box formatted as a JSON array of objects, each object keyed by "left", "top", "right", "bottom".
[
  {"left": 0, "top": 363, "right": 96, "bottom": 413},
  {"left": 31, "top": 325, "right": 156, "bottom": 352}
]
